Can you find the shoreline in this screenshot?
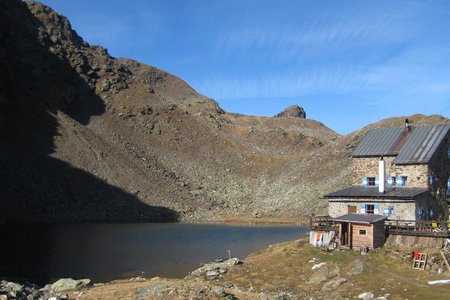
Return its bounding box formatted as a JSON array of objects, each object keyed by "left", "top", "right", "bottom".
[{"left": 3, "top": 238, "right": 450, "bottom": 299}]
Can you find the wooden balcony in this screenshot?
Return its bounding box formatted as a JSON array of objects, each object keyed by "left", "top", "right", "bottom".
[
  {"left": 310, "top": 215, "right": 339, "bottom": 232},
  {"left": 385, "top": 219, "right": 450, "bottom": 238}
]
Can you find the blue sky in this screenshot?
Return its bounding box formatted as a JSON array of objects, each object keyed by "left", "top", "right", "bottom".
[{"left": 39, "top": 0, "right": 450, "bottom": 134}]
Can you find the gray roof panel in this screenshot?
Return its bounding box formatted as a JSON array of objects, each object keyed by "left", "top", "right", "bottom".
[
  {"left": 324, "top": 186, "right": 429, "bottom": 199},
  {"left": 352, "top": 127, "right": 404, "bottom": 157},
  {"left": 333, "top": 213, "right": 386, "bottom": 224},
  {"left": 394, "top": 124, "right": 450, "bottom": 164}
]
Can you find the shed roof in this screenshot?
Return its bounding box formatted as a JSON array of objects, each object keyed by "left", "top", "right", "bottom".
[
  {"left": 352, "top": 124, "right": 450, "bottom": 164},
  {"left": 333, "top": 213, "right": 386, "bottom": 224},
  {"left": 324, "top": 186, "right": 429, "bottom": 200}
]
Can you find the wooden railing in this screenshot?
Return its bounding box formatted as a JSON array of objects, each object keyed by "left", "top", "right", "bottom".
[
  {"left": 310, "top": 215, "right": 339, "bottom": 232},
  {"left": 385, "top": 219, "right": 450, "bottom": 238}
]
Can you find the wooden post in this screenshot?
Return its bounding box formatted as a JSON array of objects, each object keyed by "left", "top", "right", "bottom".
[{"left": 440, "top": 251, "right": 450, "bottom": 272}]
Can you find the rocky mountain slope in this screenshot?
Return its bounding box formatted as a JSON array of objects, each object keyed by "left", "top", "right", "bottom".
[{"left": 0, "top": 0, "right": 448, "bottom": 223}]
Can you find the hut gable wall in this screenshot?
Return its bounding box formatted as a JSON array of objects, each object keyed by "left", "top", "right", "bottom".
[
  {"left": 352, "top": 157, "right": 396, "bottom": 186},
  {"left": 427, "top": 131, "right": 450, "bottom": 219},
  {"left": 352, "top": 157, "right": 429, "bottom": 188}
]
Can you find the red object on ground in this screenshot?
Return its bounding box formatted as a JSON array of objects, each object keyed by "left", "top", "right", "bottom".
[{"left": 414, "top": 249, "right": 420, "bottom": 260}]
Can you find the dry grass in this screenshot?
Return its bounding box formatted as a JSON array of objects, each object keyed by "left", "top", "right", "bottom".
[{"left": 214, "top": 239, "right": 450, "bottom": 299}]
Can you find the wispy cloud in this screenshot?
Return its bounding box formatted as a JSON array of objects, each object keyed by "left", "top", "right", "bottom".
[{"left": 213, "top": 1, "right": 424, "bottom": 61}]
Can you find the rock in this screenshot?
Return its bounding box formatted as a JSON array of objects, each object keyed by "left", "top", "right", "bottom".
[
  {"left": 189, "top": 189, "right": 204, "bottom": 197},
  {"left": 5, "top": 281, "right": 24, "bottom": 292},
  {"left": 274, "top": 105, "right": 306, "bottom": 118},
  {"left": 49, "top": 278, "right": 91, "bottom": 292},
  {"left": 347, "top": 259, "right": 365, "bottom": 275},
  {"left": 358, "top": 292, "right": 374, "bottom": 300},
  {"left": 186, "top": 258, "right": 241, "bottom": 279},
  {"left": 213, "top": 287, "right": 226, "bottom": 297},
  {"left": 252, "top": 211, "right": 262, "bottom": 218},
  {"left": 321, "top": 277, "right": 347, "bottom": 291},
  {"left": 273, "top": 293, "right": 290, "bottom": 300},
  {"left": 100, "top": 79, "right": 111, "bottom": 91},
  {"left": 308, "top": 264, "right": 339, "bottom": 284},
  {"left": 136, "top": 284, "right": 168, "bottom": 298},
  {"left": 311, "top": 262, "right": 326, "bottom": 270},
  {"left": 223, "top": 258, "right": 240, "bottom": 266},
  {"left": 308, "top": 266, "right": 330, "bottom": 284},
  {"left": 206, "top": 270, "right": 221, "bottom": 279}
]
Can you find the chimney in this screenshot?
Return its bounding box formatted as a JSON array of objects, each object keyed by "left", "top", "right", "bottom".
[
  {"left": 404, "top": 118, "right": 410, "bottom": 131},
  {"left": 379, "top": 157, "right": 386, "bottom": 193}
]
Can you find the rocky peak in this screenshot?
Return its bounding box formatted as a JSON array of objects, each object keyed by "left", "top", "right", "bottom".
[{"left": 274, "top": 105, "right": 306, "bottom": 118}]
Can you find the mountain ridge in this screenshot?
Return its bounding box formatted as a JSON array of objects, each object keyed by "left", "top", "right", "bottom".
[{"left": 0, "top": 0, "right": 448, "bottom": 223}]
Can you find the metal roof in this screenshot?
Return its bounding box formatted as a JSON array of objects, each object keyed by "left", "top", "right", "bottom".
[
  {"left": 324, "top": 186, "right": 429, "bottom": 199},
  {"left": 352, "top": 127, "right": 404, "bottom": 157},
  {"left": 352, "top": 124, "right": 450, "bottom": 165},
  {"left": 333, "top": 213, "right": 386, "bottom": 224},
  {"left": 394, "top": 124, "right": 450, "bottom": 164}
]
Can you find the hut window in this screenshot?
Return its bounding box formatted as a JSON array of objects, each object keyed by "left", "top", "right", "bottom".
[
  {"left": 366, "top": 204, "right": 375, "bottom": 214},
  {"left": 367, "top": 177, "right": 376, "bottom": 186},
  {"left": 397, "top": 176, "right": 407, "bottom": 187},
  {"left": 359, "top": 229, "right": 367, "bottom": 236},
  {"left": 384, "top": 206, "right": 394, "bottom": 216}
]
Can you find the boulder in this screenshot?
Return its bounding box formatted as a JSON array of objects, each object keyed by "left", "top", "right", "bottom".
[
  {"left": 213, "top": 287, "right": 226, "bottom": 297},
  {"left": 321, "top": 277, "right": 347, "bottom": 291},
  {"left": 136, "top": 284, "right": 168, "bottom": 298},
  {"left": 274, "top": 105, "right": 306, "bottom": 118},
  {"left": 347, "top": 259, "right": 365, "bottom": 276},
  {"left": 358, "top": 292, "right": 374, "bottom": 300},
  {"left": 308, "top": 263, "right": 340, "bottom": 284},
  {"left": 47, "top": 278, "right": 90, "bottom": 292},
  {"left": 186, "top": 258, "right": 241, "bottom": 279}
]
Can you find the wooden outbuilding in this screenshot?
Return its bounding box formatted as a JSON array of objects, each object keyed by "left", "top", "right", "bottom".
[{"left": 334, "top": 214, "right": 386, "bottom": 249}]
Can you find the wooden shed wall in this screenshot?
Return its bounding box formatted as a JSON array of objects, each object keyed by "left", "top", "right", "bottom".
[{"left": 351, "top": 224, "right": 373, "bottom": 248}]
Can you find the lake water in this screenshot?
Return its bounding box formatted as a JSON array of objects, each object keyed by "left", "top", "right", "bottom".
[{"left": 0, "top": 223, "right": 308, "bottom": 284}]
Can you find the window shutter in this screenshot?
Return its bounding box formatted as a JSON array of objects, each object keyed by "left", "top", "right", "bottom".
[
  {"left": 429, "top": 176, "right": 435, "bottom": 186},
  {"left": 360, "top": 204, "right": 366, "bottom": 214},
  {"left": 447, "top": 178, "right": 450, "bottom": 195},
  {"left": 397, "top": 176, "right": 403, "bottom": 187},
  {"left": 375, "top": 177, "right": 379, "bottom": 186},
  {"left": 383, "top": 207, "right": 390, "bottom": 216},
  {"left": 362, "top": 177, "right": 368, "bottom": 186},
  {"left": 387, "top": 177, "right": 393, "bottom": 187},
  {"left": 448, "top": 147, "right": 450, "bottom": 159},
  {"left": 374, "top": 204, "right": 379, "bottom": 214}
]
